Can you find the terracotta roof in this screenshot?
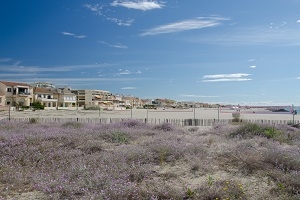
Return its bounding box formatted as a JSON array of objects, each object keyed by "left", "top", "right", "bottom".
[
  {"left": 0, "top": 81, "right": 30, "bottom": 87},
  {"left": 0, "top": 91, "right": 5, "bottom": 96},
  {"left": 34, "top": 87, "right": 54, "bottom": 94}
]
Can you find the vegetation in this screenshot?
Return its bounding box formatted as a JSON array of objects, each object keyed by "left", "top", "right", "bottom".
[
  {"left": 0, "top": 120, "right": 299, "bottom": 199},
  {"left": 84, "top": 106, "right": 100, "bottom": 110},
  {"left": 30, "top": 102, "right": 45, "bottom": 110}
]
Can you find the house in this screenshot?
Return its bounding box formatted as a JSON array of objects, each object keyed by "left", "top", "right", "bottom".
[
  {"left": 33, "top": 87, "right": 58, "bottom": 108},
  {"left": 54, "top": 87, "right": 76, "bottom": 108},
  {"left": 152, "top": 98, "right": 176, "bottom": 108},
  {"left": 0, "top": 90, "right": 5, "bottom": 107},
  {"left": 71, "top": 89, "right": 113, "bottom": 108},
  {"left": 0, "top": 81, "right": 33, "bottom": 107},
  {"left": 122, "top": 96, "right": 143, "bottom": 108}
]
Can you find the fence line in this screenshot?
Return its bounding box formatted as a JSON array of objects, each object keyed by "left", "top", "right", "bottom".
[{"left": 1, "top": 117, "right": 299, "bottom": 126}]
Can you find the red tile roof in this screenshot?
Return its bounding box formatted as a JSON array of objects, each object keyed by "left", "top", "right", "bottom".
[{"left": 0, "top": 81, "right": 30, "bottom": 87}]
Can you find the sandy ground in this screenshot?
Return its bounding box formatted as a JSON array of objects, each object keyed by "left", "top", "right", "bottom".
[{"left": 0, "top": 107, "right": 298, "bottom": 121}]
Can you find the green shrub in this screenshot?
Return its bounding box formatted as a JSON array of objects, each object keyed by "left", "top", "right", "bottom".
[
  {"left": 111, "top": 131, "right": 130, "bottom": 143},
  {"left": 29, "top": 118, "right": 38, "bottom": 124},
  {"left": 31, "top": 102, "right": 44, "bottom": 110},
  {"left": 21, "top": 106, "right": 30, "bottom": 109},
  {"left": 263, "top": 127, "right": 282, "bottom": 138},
  {"left": 84, "top": 106, "right": 100, "bottom": 110},
  {"left": 61, "top": 121, "right": 82, "bottom": 128},
  {"left": 229, "top": 123, "right": 262, "bottom": 138}
]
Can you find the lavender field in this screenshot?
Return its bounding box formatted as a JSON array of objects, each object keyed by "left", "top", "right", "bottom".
[{"left": 0, "top": 120, "right": 300, "bottom": 200}]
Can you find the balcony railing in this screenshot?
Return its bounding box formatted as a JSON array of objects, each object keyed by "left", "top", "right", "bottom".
[{"left": 18, "top": 92, "right": 31, "bottom": 96}]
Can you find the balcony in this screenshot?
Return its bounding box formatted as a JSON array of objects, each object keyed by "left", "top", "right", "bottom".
[
  {"left": 18, "top": 92, "right": 31, "bottom": 96},
  {"left": 36, "top": 97, "right": 58, "bottom": 102}
]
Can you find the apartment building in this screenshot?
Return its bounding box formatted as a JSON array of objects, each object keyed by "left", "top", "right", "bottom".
[
  {"left": 33, "top": 87, "right": 58, "bottom": 108},
  {"left": 71, "top": 89, "right": 112, "bottom": 108},
  {"left": 0, "top": 81, "right": 33, "bottom": 107},
  {"left": 54, "top": 87, "right": 76, "bottom": 107}
]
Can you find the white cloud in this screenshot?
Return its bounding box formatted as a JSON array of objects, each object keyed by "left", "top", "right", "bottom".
[
  {"left": 83, "top": 4, "right": 103, "bottom": 13},
  {"left": 84, "top": 3, "right": 135, "bottom": 26},
  {"left": 203, "top": 73, "right": 251, "bottom": 79},
  {"left": 202, "top": 73, "right": 252, "bottom": 82},
  {"left": 121, "top": 87, "right": 136, "bottom": 90},
  {"left": 117, "top": 69, "right": 142, "bottom": 75},
  {"left": 118, "top": 69, "right": 131, "bottom": 75},
  {"left": 111, "top": 0, "right": 164, "bottom": 11},
  {"left": 202, "top": 78, "right": 251, "bottom": 82},
  {"left": 250, "top": 65, "right": 256, "bottom": 68},
  {"left": 297, "top": 20, "right": 300, "bottom": 23},
  {"left": 107, "top": 17, "right": 135, "bottom": 26},
  {"left": 98, "top": 41, "right": 128, "bottom": 49},
  {"left": 141, "top": 17, "right": 228, "bottom": 36},
  {"left": 62, "top": 31, "right": 87, "bottom": 39},
  {"left": 110, "top": 44, "right": 128, "bottom": 49}
]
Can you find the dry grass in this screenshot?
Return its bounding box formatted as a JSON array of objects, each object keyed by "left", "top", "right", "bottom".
[{"left": 0, "top": 120, "right": 299, "bottom": 199}]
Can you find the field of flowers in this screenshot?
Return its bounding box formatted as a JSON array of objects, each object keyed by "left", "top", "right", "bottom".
[{"left": 0, "top": 119, "right": 299, "bottom": 199}]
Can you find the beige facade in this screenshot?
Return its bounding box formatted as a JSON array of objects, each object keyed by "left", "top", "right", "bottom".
[
  {"left": 34, "top": 87, "right": 58, "bottom": 108},
  {"left": 71, "top": 89, "right": 112, "bottom": 108},
  {"left": 54, "top": 87, "right": 76, "bottom": 108},
  {"left": 0, "top": 81, "right": 33, "bottom": 107},
  {"left": 0, "top": 91, "right": 5, "bottom": 107}
]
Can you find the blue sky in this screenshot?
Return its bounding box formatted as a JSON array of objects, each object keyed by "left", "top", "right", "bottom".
[{"left": 1, "top": 0, "right": 300, "bottom": 105}]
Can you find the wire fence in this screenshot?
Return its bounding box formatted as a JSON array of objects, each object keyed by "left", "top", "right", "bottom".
[{"left": 1, "top": 117, "right": 299, "bottom": 126}]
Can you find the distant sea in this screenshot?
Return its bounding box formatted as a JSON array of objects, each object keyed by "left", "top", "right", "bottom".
[{"left": 294, "top": 106, "right": 300, "bottom": 114}]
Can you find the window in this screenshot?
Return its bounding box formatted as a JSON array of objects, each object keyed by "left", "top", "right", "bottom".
[
  {"left": 0, "top": 97, "right": 2, "bottom": 103},
  {"left": 7, "top": 88, "right": 11, "bottom": 92}
]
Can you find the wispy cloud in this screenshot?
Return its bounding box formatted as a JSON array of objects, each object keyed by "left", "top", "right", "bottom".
[
  {"left": 297, "top": 20, "right": 300, "bottom": 23},
  {"left": 0, "top": 64, "right": 105, "bottom": 73},
  {"left": 180, "top": 94, "right": 219, "bottom": 98},
  {"left": 98, "top": 41, "right": 128, "bottom": 49},
  {"left": 188, "top": 25, "right": 300, "bottom": 46},
  {"left": 141, "top": 17, "right": 229, "bottom": 36},
  {"left": 83, "top": 4, "right": 103, "bottom": 13},
  {"left": 62, "top": 31, "right": 87, "bottom": 39},
  {"left": 83, "top": 3, "right": 135, "bottom": 26},
  {"left": 0, "top": 58, "right": 12, "bottom": 62},
  {"left": 121, "top": 87, "right": 136, "bottom": 90},
  {"left": 118, "top": 69, "right": 131, "bottom": 75},
  {"left": 202, "top": 73, "right": 252, "bottom": 82},
  {"left": 250, "top": 65, "right": 256, "bottom": 68},
  {"left": 107, "top": 17, "right": 135, "bottom": 26},
  {"left": 111, "top": 0, "right": 165, "bottom": 11},
  {"left": 117, "top": 69, "right": 142, "bottom": 75}
]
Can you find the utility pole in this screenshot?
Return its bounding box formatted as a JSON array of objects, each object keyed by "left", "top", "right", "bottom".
[
  {"left": 147, "top": 104, "right": 149, "bottom": 123},
  {"left": 8, "top": 102, "right": 11, "bottom": 121},
  {"left": 131, "top": 100, "right": 133, "bottom": 118},
  {"left": 76, "top": 91, "right": 78, "bottom": 110},
  {"left": 292, "top": 104, "right": 295, "bottom": 125},
  {"left": 218, "top": 105, "right": 220, "bottom": 121}
]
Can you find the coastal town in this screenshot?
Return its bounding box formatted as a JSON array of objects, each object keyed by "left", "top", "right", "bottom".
[{"left": 0, "top": 80, "right": 219, "bottom": 111}]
